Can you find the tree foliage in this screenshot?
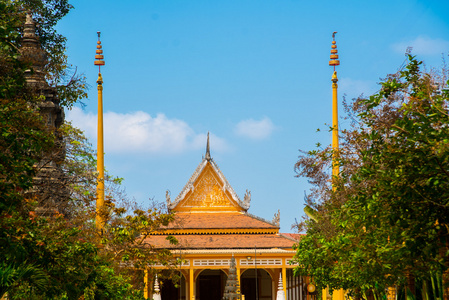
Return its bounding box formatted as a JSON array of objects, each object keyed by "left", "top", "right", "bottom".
[
  {"left": 293, "top": 56, "right": 449, "bottom": 299},
  {"left": 0, "top": 0, "right": 87, "bottom": 108},
  {"left": 1, "top": 1, "right": 177, "bottom": 299}
]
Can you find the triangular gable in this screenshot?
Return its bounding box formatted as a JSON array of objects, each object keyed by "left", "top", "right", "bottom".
[{"left": 168, "top": 157, "right": 250, "bottom": 212}]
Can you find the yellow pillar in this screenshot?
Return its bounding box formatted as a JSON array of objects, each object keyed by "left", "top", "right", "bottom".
[
  {"left": 322, "top": 287, "right": 328, "bottom": 300},
  {"left": 332, "top": 289, "right": 344, "bottom": 300},
  {"left": 96, "top": 72, "right": 105, "bottom": 230},
  {"left": 282, "top": 267, "right": 287, "bottom": 298},
  {"left": 331, "top": 70, "right": 339, "bottom": 180},
  {"left": 190, "top": 267, "right": 194, "bottom": 300},
  {"left": 237, "top": 266, "right": 241, "bottom": 293},
  {"left": 144, "top": 269, "right": 149, "bottom": 299}
]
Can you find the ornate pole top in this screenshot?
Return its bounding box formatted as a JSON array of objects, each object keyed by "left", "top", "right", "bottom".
[
  {"left": 94, "top": 31, "right": 105, "bottom": 73},
  {"left": 329, "top": 31, "right": 340, "bottom": 71}
]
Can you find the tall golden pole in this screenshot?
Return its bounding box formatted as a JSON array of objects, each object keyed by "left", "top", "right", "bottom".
[
  {"left": 94, "top": 32, "right": 105, "bottom": 230},
  {"left": 329, "top": 32, "right": 346, "bottom": 300},
  {"left": 329, "top": 32, "right": 340, "bottom": 182}
]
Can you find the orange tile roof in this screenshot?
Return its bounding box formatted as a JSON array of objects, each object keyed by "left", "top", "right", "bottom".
[
  {"left": 279, "top": 233, "right": 304, "bottom": 241},
  {"left": 146, "top": 233, "right": 295, "bottom": 250},
  {"left": 165, "top": 212, "right": 277, "bottom": 230}
]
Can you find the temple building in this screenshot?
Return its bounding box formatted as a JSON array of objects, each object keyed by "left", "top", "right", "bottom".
[{"left": 145, "top": 137, "right": 313, "bottom": 300}]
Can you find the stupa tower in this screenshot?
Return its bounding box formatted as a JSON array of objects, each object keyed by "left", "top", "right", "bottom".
[
  {"left": 20, "top": 13, "right": 64, "bottom": 136},
  {"left": 20, "top": 13, "right": 66, "bottom": 214}
]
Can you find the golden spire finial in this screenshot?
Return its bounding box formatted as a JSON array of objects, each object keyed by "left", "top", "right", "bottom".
[
  {"left": 329, "top": 31, "right": 340, "bottom": 71},
  {"left": 94, "top": 31, "right": 105, "bottom": 73}
]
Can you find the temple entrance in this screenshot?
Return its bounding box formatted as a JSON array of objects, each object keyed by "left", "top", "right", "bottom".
[
  {"left": 241, "top": 269, "right": 272, "bottom": 300},
  {"left": 160, "top": 272, "right": 186, "bottom": 300},
  {"left": 196, "top": 269, "right": 227, "bottom": 300}
]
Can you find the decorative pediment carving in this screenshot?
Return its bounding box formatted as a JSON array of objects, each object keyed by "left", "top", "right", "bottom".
[
  {"left": 181, "top": 168, "right": 235, "bottom": 209},
  {"left": 170, "top": 138, "right": 248, "bottom": 212}
]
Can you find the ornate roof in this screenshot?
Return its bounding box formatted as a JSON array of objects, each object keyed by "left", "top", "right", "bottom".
[
  {"left": 153, "top": 135, "right": 299, "bottom": 251},
  {"left": 167, "top": 134, "right": 251, "bottom": 212}
]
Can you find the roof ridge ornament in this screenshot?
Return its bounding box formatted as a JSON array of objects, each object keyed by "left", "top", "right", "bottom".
[
  {"left": 244, "top": 211, "right": 278, "bottom": 227},
  {"left": 166, "top": 190, "right": 172, "bottom": 210},
  {"left": 243, "top": 189, "right": 251, "bottom": 210},
  {"left": 272, "top": 209, "right": 280, "bottom": 227},
  {"left": 205, "top": 132, "right": 211, "bottom": 161}
]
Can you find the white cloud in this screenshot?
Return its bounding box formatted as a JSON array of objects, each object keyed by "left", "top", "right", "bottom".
[
  {"left": 234, "top": 117, "right": 275, "bottom": 140},
  {"left": 392, "top": 36, "right": 449, "bottom": 56},
  {"left": 66, "top": 107, "right": 227, "bottom": 154},
  {"left": 339, "top": 77, "right": 378, "bottom": 99}
]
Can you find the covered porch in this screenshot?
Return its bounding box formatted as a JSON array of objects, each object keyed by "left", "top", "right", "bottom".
[{"left": 145, "top": 250, "right": 315, "bottom": 300}]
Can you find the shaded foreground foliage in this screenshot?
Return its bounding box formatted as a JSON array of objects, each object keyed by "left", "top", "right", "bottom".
[
  {"left": 1, "top": 1, "right": 177, "bottom": 299},
  {"left": 293, "top": 56, "right": 449, "bottom": 300}
]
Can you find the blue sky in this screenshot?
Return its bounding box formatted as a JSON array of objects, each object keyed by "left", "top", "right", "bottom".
[{"left": 57, "top": 0, "right": 449, "bottom": 231}]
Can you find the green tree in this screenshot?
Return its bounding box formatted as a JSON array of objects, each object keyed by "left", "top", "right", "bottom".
[
  {"left": 1, "top": 1, "right": 178, "bottom": 298},
  {"left": 293, "top": 56, "right": 449, "bottom": 299},
  {"left": 2, "top": 119, "right": 177, "bottom": 299}
]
